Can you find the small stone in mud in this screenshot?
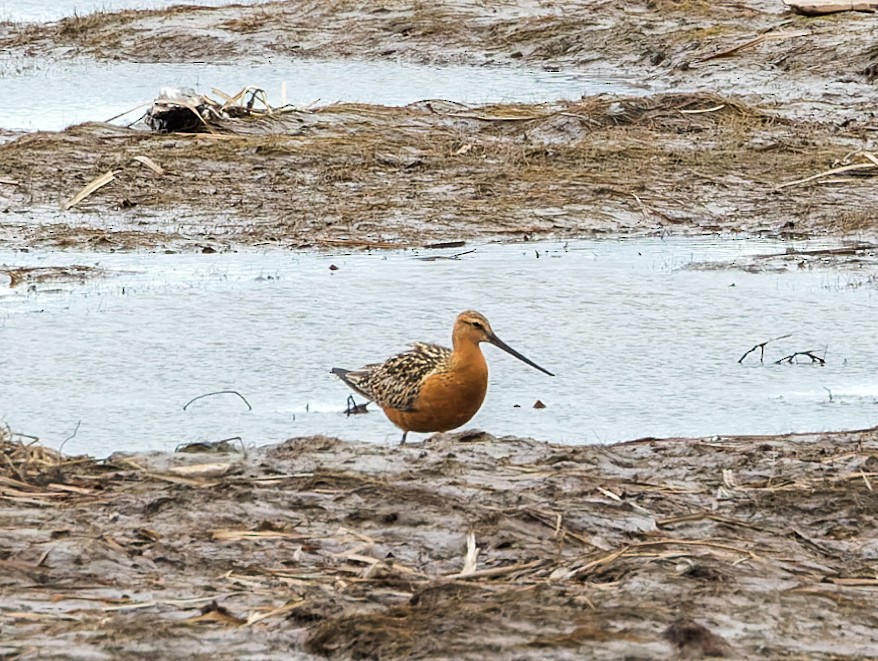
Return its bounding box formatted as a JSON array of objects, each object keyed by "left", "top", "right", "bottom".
[
  {"left": 664, "top": 618, "right": 731, "bottom": 658},
  {"left": 455, "top": 430, "right": 488, "bottom": 443},
  {"left": 189, "top": 600, "right": 247, "bottom": 626},
  {"left": 533, "top": 399, "right": 546, "bottom": 409}
]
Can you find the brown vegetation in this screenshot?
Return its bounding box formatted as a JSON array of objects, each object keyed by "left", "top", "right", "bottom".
[{"left": 1, "top": 93, "right": 876, "bottom": 252}]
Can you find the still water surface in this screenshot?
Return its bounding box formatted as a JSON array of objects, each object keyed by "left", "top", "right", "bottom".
[
  {"left": 0, "top": 0, "right": 646, "bottom": 132},
  {"left": 2, "top": 237, "right": 877, "bottom": 456},
  {"left": 0, "top": 57, "right": 642, "bottom": 132}
]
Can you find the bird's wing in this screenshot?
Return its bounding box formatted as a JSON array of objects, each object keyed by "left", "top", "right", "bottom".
[{"left": 344, "top": 342, "right": 452, "bottom": 411}]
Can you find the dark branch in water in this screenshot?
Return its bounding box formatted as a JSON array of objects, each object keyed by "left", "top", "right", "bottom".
[
  {"left": 417, "top": 248, "right": 477, "bottom": 262},
  {"left": 345, "top": 395, "right": 369, "bottom": 416},
  {"left": 774, "top": 351, "right": 826, "bottom": 365},
  {"left": 738, "top": 334, "right": 793, "bottom": 364},
  {"left": 183, "top": 390, "right": 253, "bottom": 411}
]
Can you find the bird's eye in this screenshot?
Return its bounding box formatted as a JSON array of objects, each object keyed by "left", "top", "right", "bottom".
[{"left": 471, "top": 321, "right": 483, "bottom": 329}]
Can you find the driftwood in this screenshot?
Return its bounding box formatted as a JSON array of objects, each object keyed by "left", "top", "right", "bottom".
[{"left": 144, "top": 86, "right": 295, "bottom": 133}]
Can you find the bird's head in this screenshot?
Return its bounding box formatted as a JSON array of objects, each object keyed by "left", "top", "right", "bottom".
[{"left": 453, "top": 310, "right": 554, "bottom": 376}]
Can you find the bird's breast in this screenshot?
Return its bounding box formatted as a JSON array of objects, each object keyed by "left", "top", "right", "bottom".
[{"left": 384, "top": 360, "right": 489, "bottom": 433}]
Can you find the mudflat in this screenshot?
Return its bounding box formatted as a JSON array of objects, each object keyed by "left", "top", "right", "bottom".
[
  {"left": 2, "top": 2, "right": 878, "bottom": 659},
  {"left": 3, "top": 426, "right": 878, "bottom": 659}
]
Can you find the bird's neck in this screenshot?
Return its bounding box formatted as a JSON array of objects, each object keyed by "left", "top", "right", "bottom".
[{"left": 451, "top": 338, "right": 487, "bottom": 374}]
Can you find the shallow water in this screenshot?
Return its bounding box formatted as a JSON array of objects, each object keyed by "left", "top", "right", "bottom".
[
  {"left": 0, "top": 56, "right": 644, "bottom": 132},
  {"left": 0, "top": 0, "right": 650, "bottom": 132},
  {"left": 2, "top": 237, "right": 877, "bottom": 456}
]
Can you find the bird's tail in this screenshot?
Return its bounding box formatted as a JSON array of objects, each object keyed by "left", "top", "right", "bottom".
[{"left": 330, "top": 367, "right": 373, "bottom": 401}]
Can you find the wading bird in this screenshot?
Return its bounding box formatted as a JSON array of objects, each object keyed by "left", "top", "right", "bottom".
[{"left": 331, "top": 310, "right": 554, "bottom": 444}]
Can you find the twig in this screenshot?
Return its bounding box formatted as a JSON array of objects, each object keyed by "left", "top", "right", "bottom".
[
  {"left": 318, "top": 238, "right": 401, "bottom": 249},
  {"left": 752, "top": 244, "right": 877, "bottom": 260},
  {"left": 695, "top": 30, "right": 810, "bottom": 64},
  {"left": 776, "top": 161, "right": 878, "bottom": 189},
  {"left": 212, "top": 529, "right": 307, "bottom": 541},
  {"left": 679, "top": 104, "right": 726, "bottom": 114},
  {"left": 460, "top": 532, "right": 479, "bottom": 576},
  {"left": 424, "top": 240, "right": 466, "bottom": 250},
  {"left": 417, "top": 248, "right": 477, "bottom": 261},
  {"left": 738, "top": 334, "right": 792, "bottom": 364},
  {"left": 774, "top": 350, "right": 826, "bottom": 365},
  {"left": 104, "top": 102, "right": 151, "bottom": 123},
  {"left": 446, "top": 558, "right": 545, "bottom": 580},
  {"left": 61, "top": 170, "right": 118, "bottom": 211},
  {"left": 183, "top": 390, "right": 252, "bottom": 411}
]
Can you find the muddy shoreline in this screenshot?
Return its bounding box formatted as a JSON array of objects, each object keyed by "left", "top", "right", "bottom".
[{"left": 3, "top": 427, "right": 878, "bottom": 659}]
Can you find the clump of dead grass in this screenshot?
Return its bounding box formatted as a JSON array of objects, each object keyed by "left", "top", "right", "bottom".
[
  {"left": 834, "top": 209, "right": 878, "bottom": 233},
  {"left": 0, "top": 426, "right": 101, "bottom": 491},
  {"left": 218, "top": 7, "right": 277, "bottom": 33},
  {"left": 0, "top": 427, "right": 65, "bottom": 484},
  {"left": 0, "top": 264, "right": 109, "bottom": 288},
  {"left": 1, "top": 90, "right": 872, "bottom": 249},
  {"left": 57, "top": 11, "right": 112, "bottom": 37}
]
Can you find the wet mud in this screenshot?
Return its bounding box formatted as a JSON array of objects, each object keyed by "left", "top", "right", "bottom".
[{"left": 3, "top": 426, "right": 878, "bottom": 659}]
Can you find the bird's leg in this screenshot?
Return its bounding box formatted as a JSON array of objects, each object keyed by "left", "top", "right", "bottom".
[{"left": 399, "top": 431, "right": 408, "bottom": 446}]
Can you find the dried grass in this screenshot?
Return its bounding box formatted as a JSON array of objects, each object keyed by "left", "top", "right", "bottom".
[
  {"left": 2, "top": 89, "right": 877, "bottom": 249},
  {"left": 0, "top": 428, "right": 107, "bottom": 502},
  {"left": 1, "top": 428, "right": 66, "bottom": 483}
]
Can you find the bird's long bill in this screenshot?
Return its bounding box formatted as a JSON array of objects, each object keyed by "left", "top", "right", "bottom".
[{"left": 489, "top": 334, "right": 555, "bottom": 376}]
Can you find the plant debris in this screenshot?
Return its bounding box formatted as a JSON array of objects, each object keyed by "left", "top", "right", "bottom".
[
  {"left": 2, "top": 92, "right": 877, "bottom": 251},
  {"left": 0, "top": 264, "right": 110, "bottom": 288}
]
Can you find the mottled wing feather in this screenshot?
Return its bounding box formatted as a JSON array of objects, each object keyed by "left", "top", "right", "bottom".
[{"left": 343, "top": 342, "right": 452, "bottom": 411}]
